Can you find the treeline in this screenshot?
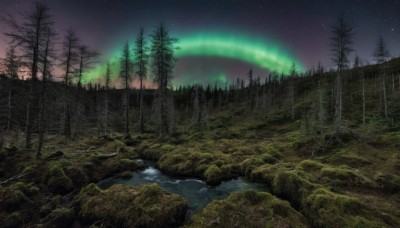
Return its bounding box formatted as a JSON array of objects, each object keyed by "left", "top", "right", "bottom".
[
  {"left": 0, "top": 2, "right": 178, "bottom": 155},
  {"left": 0, "top": 3, "right": 400, "bottom": 158}
]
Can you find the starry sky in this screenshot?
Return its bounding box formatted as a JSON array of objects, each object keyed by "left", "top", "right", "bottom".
[{"left": 0, "top": 0, "right": 399, "bottom": 86}]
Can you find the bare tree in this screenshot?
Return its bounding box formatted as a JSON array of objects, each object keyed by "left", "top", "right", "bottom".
[
  {"left": 289, "top": 62, "right": 297, "bottom": 120},
  {"left": 73, "top": 45, "right": 99, "bottom": 137},
  {"left": 120, "top": 42, "right": 133, "bottom": 138},
  {"left": 2, "top": 46, "right": 20, "bottom": 131},
  {"left": 373, "top": 35, "right": 390, "bottom": 121},
  {"left": 134, "top": 28, "right": 148, "bottom": 134},
  {"left": 150, "top": 23, "right": 178, "bottom": 137},
  {"left": 36, "top": 27, "right": 57, "bottom": 158},
  {"left": 104, "top": 62, "right": 111, "bottom": 134},
  {"left": 4, "top": 2, "right": 53, "bottom": 147},
  {"left": 329, "top": 14, "right": 354, "bottom": 137},
  {"left": 60, "top": 29, "right": 80, "bottom": 138}
]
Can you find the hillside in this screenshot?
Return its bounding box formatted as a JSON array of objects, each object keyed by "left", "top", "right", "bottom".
[{"left": 0, "top": 59, "right": 400, "bottom": 227}]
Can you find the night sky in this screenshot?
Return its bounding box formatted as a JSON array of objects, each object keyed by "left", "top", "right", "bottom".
[{"left": 0, "top": 0, "right": 399, "bottom": 86}]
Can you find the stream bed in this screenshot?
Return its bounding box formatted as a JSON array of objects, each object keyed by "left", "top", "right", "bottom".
[{"left": 99, "top": 159, "right": 269, "bottom": 216}]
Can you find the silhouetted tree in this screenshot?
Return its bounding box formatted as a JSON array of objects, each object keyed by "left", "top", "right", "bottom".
[
  {"left": 2, "top": 46, "right": 20, "bottom": 131},
  {"left": 134, "top": 28, "right": 148, "bottom": 134},
  {"left": 4, "top": 1, "right": 53, "bottom": 147},
  {"left": 36, "top": 27, "right": 57, "bottom": 158},
  {"left": 60, "top": 29, "right": 80, "bottom": 138},
  {"left": 289, "top": 62, "right": 297, "bottom": 120},
  {"left": 150, "top": 23, "right": 177, "bottom": 137},
  {"left": 104, "top": 62, "right": 111, "bottom": 134},
  {"left": 120, "top": 42, "right": 133, "bottom": 138},
  {"left": 373, "top": 35, "right": 390, "bottom": 121},
  {"left": 73, "top": 45, "right": 99, "bottom": 136},
  {"left": 329, "top": 14, "right": 354, "bottom": 137}
]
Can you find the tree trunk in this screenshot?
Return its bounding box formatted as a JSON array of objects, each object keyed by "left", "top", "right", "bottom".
[
  {"left": 382, "top": 73, "right": 389, "bottom": 121},
  {"left": 6, "top": 81, "right": 13, "bottom": 131},
  {"left": 125, "top": 79, "right": 129, "bottom": 137},
  {"left": 25, "top": 80, "right": 34, "bottom": 148},
  {"left": 334, "top": 70, "right": 342, "bottom": 137},
  {"left": 104, "top": 87, "right": 108, "bottom": 134},
  {"left": 362, "top": 71, "right": 366, "bottom": 125},
  {"left": 139, "top": 76, "right": 144, "bottom": 133}
]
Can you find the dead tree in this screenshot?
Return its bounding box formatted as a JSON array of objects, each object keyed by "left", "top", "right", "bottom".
[
  {"left": 373, "top": 35, "right": 390, "bottom": 121},
  {"left": 329, "top": 14, "right": 354, "bottom": 137},
  {"left": 60, "top": 29, "right": 80, "bottom": 138},
  {"left": 134, "top": 28, "right": 148, "bottom": 134},
  {"left": 120, "top": 42, "right": 133, "bottom": 138},
  {"left": 4, "top": 2, "right": 53, "bottom": 147}
]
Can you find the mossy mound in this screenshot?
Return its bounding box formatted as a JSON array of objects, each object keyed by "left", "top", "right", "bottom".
[
  {"left": 320, "top": 166, "right": 375, "bottom": 188},
  {"left": 137, "top": 142, "right": 176, "bottom": 160},
  {"left": 46, "top": 165, "right": 74, "bottom": 194},
  {"left": 157, "top": 149, "right": 235, "bottom": 185},
  {"left": 41, "top": 207, "right": 74, "bottom": 228},
  {"left": 304, "top": 188, "right": 389, "bottom": 227},
  {"left": 185, "top": 190, "right": 308, "bottom": 228},
  {"left": 74, "top": 183, "right": 188, "bottom": 227},
  {"left": 271, "top": 170, "right": 396, "bottom": 227},
  {"left": 0, "top": 181, "right": 39, "bottom": 212}
]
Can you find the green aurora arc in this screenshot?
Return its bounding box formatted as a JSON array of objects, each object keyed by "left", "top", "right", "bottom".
[{"left": 83, "top": 32, "right": 305, "bottom": 85}]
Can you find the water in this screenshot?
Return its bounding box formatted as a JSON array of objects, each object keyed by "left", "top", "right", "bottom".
[{"left": 99, "top": 159, "right": 269, "bottom": 216}]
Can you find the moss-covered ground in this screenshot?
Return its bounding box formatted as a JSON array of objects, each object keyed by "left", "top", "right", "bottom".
[{"left": 1, "top": 97, "right": 400, "bottom": 227}]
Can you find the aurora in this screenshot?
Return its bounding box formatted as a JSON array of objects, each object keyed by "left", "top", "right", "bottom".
[
  {"left": 83, "top": 32, "right": 304, "bottom": 85},
  {"left": 175, "top": 33, "right": 304, "bottom": 74}
]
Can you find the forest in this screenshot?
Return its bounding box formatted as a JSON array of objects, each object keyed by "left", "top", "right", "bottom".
[{"left": 0, "top": 1, "right": 400, "bottom": 228}]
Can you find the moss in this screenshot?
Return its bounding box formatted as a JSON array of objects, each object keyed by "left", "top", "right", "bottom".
[
  {"left": 320, "top": 166, "right": 374, "bottom": 188},
  {"left": 74, "top": 183, "right": 188, "bottom": 228},
  {"left": 40, "top": 203, "right": 55, "bottom": 217},
  {"left": 118, "top": 171, "right": 133, "bottom": 179},
  {"left": 204, "top": 165, "right": 223, "bottom": 185},
  {"left": 1, "top": 189, "right": 29, "bottom": 211},
  {"left": 374, "top": 172, "right": 400, "bottom": 193},
  {"left": 250, "top": 163, "right": 290, "bottom": 184},
  {"left": 47, "top": 166, "right": 74, "bottom": 194},
  {"left": 11, "top": 182, "right": 39, "bottom": 197},
  {"left": 64, "top": 166, "right": 88, "bottom": 188},
  {"left": 41, "top": 207, "right": 74, "bottom": 228},
  {"left": 241, "top": 157, "right": 265, "bottom": 173},
  {"left": 298, "top": 160, "right": 325, "bottom": 172},
  {"left": 185, "top": 190, "right": 308, "bottom": 228},
  {"left": 118, "top": 159, "right": 140, "bottom": 172},
  {"left": 327, "top": 154, "right": 372, "bottom": 167},
  {"left": 259, "top": 153, "right": 278, "bottom": 164},
  {"left": 272, "top": 171, "right": 316, "bottom": 206},
  {"left": 304, "top": 188, "right": 385, "bottom": 227},
  {"left": 1, "top": 211, "right": 24, "bottom": 228}
]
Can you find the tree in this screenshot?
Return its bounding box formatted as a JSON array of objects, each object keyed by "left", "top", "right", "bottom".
[
  {"left": 60, "top": 29, "right": 80, "bottom": 138},
  {"left": 4, "top": 1, "right": 53, "bottom": 147},
  {"left": 329, "top": 14, "right": 354, "bottom": 137},
  {"left": 373, "top": 35, "right": 390, "bottom": 121},
  {"left": 2, "top": 46, "right": 20, "bottom": 131},
  {"left": 134, "top": 28, "right": 148, "bottom": 134},
  {"left": 289, "top": 62, "right": 297, "bottom": 120},
  {"left": 104, "top": 62, "right": 112, "bottom": 134},
  {"left": 73, "top": 45, "right": 99, "bottom": 136},
  {"left": 150, "top": 23, "right": 177, "bottom": 137},
  {"left": 36, "top": 27, "right": 57, "bottom": 158},
  {"left": 120, "top": 42, "right": 133, "bottom": 138}
]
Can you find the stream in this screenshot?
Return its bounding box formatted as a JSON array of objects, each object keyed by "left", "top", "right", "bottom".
[{"left": 98, "top": 159, "right": 270, "bottom": 217}]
